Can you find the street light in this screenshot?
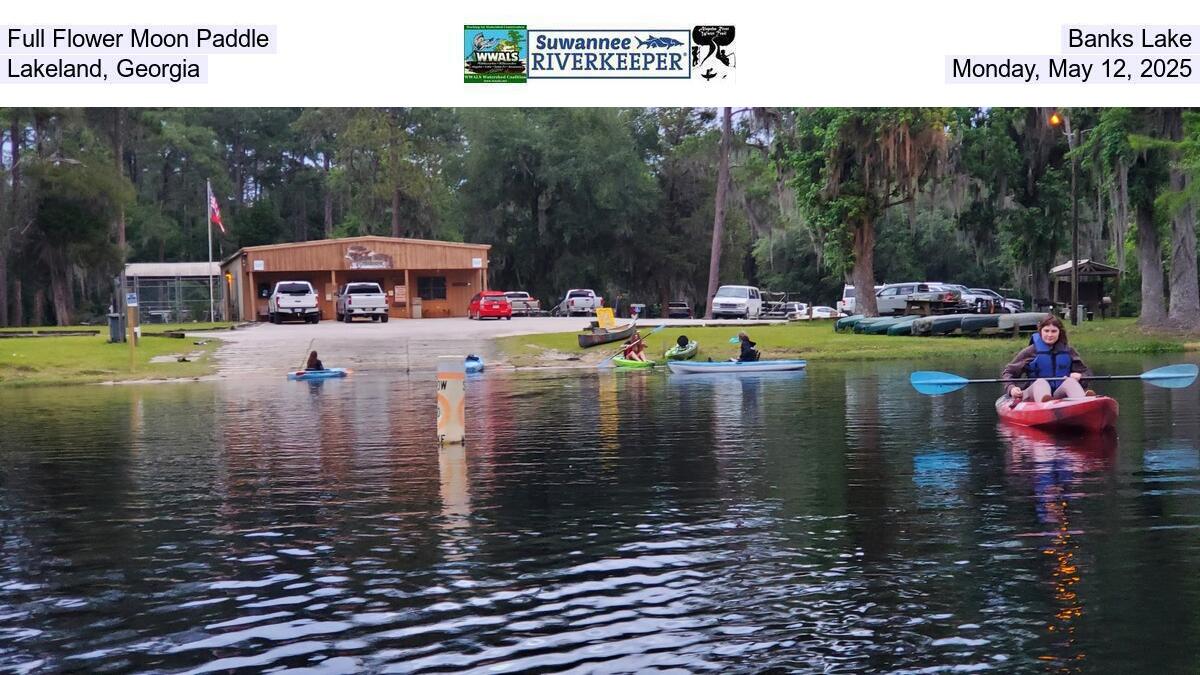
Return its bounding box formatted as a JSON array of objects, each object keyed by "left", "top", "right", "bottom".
[{"left": 1049, "top": 111, "right": 1081, "bottom": 326}]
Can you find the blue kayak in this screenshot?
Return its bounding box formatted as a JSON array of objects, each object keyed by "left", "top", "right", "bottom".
[
  {"left": 465, "top": 355, "right": 485, "bottom": 373},
  {"left": 287, "top": 368, "right": 349, "bottom": 381},
  {"left": 667, "top": 359, "right": 806, "bottom": 374}
]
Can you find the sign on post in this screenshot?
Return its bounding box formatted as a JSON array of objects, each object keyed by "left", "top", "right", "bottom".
[
  {"left": 595, "top": 307, "right": 615, "bottom": 329},
  {"left": 125, "top": 292, "right": 139, "bottom": 307}
]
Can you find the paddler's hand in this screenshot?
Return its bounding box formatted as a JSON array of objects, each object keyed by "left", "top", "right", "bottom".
[
  {"left": 1070, "top": 372, "right": 1082, "bottom": 381},
  {"left": 1009, "top": 386, "right": 1022, "bottom": 399}
]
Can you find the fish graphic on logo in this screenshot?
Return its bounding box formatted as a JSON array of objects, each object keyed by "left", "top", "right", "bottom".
[{"left": 636, "top": 35, "right": 684, "bottom": 48}]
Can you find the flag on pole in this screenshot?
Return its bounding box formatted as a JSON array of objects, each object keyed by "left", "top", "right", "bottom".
[{"left": 208, "top": 186, "right": 225, "bottom": 234}]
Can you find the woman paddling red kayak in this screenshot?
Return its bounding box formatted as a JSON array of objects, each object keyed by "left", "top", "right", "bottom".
[
  {"left": 997, "top": 316, "right": 1117, "bottom": 431},
  {"left": 1001, "top": 315, "right": 1092, "bottom": 403}
]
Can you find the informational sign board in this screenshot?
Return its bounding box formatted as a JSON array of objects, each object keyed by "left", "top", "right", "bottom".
[
  {"left": 125, "top": 292, "right": 138, "bottom": 307},
  {"left": 253, "top": 259, "right": 265, "bottom": 271},
  {"left": 395, "top": 285, "right": 408, "bottom": 303},
  {"left": 595, "top": 307, "right": 615, "bottom": 329},
  {"left": 471, "top": 257, "right": 483, "bottom": 268}
]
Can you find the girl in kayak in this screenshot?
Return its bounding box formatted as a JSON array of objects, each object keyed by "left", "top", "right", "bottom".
[
  {"left": 622, "top": 332, "right": 647, "bottom": 362},
  {"left": 306, "top": 351, "right": 325, "bottom": 371},
  {"left": 1002, "top": 316, "right": 1092, "bottom": 402},
  {"left": 736, "top": 332, "right": 760, "bottom": 362}
]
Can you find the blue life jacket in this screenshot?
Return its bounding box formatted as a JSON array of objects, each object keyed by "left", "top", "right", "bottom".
[{"left": 1025, "top": 333, "right": 1073, "bottom": 389}]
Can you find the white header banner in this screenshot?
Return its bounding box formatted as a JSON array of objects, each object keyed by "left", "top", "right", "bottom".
[{"left": 1, "top": 0, "right": 1197, "bottom": 105}]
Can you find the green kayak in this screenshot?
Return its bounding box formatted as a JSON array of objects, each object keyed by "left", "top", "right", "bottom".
[
  {"left": 863, "top": 316, "right": 907, "bottom": 334},
  {"left": 887, "top": 316, "right": 921, "bottom": 336},
  {"left": 929, "top": 314, "right": 968, "bottom": 336},
  {"left": 613, "top": 357, "right": 656, "bottom": 368},
  {"left": 852, "top": 316, "right": 892, "bottom": 334},
  {"left": 911, "top": 316, "right": 937, "bottom": 336},
  {"left": 665, "top": 340, "right": 698, "bottom": 360},
  {"left": 835, "top": 314, "right": 865, "bottom": 331},
  {"left": 960, "top": 314, "right": 1001, "bottom": 335}
]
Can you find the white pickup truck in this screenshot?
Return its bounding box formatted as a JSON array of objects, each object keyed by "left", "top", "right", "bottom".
[
  {"left": 555, "top": 289, "right": 604, "bottom": 317},
  {"left": 336, "top": 282, "right": 389, "bottom": 323},
  {"left": 268, "top": 281, "right": 321, "bottom": 324}
]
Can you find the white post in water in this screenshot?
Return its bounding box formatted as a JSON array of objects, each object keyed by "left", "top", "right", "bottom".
[{"left": 436, "top": 355, "right": 466, "bottom": 445}]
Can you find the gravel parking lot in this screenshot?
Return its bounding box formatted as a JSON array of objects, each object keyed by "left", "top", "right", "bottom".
[{"left": 193, "top": 317, "right": 785, "bottom": 377}]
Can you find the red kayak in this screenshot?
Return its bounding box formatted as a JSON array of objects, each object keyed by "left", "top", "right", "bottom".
[{"left": 994, "top": 395, "right": 1118, "bottom": 432}]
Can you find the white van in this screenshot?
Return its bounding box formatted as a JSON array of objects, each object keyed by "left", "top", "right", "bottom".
[{"left": 712, "top": 285, "right": 763, "bottom": 319}]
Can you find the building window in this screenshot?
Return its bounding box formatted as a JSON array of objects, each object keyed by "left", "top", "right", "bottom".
[{"left": 417, "top": 276, "right": 447, "bottom": 300}]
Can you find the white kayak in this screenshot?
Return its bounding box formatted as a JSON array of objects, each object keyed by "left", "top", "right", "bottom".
[{"left": 666, "top": 359, "right": 807, "bottom": 374}]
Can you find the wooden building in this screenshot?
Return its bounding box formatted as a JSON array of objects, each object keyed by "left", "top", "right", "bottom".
[
  {"left": 1050, "top": 259, "right": 1120, "bottom": 319},
  {"left": 220, "top": 236, "right": 491, "bottom": 321}
]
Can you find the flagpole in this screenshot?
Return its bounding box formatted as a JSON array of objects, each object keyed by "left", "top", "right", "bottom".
[{"left": 207, "top": 179, "right": 215, "bottom": 323}]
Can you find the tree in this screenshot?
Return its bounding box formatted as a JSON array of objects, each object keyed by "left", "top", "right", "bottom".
[
  {"left": 1130, "top": 109, "right": 1199, "bottom": 329},
  {"left": 788, "top": 108, "right": 951, "bottom": 316},
  {"left": 460, "top": 108, "right": 654, "bottom": 304},
  {"left": 704, "top": 107, "right": 733, "bottom": 319}
]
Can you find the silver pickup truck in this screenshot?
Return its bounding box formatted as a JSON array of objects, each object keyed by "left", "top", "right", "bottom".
[
  {"left": 504, "top": 291, "right": 541, "bottom": 316},
  {"left": 336, "top": 282, "right": 389, "bottom": 323}
]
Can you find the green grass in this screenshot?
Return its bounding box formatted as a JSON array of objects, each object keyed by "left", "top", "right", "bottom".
[
  {"left": 0, "top": 334, "right": 220, "bottom": 386},
  {"left": 497, "top": 317, "right": 1192, "bottom": 368}
]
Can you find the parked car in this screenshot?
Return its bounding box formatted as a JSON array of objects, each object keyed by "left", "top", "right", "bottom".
[
  {"left": 970, "top": 288, "right": 1023, "bottom": 313},
  {"left": 667, "top": 301, "right": 694, "bottom": 319},
  {"left": 468, "top": 291, "right": 512, "bottom": 320},
  {"left": 504, "top": 291, "right": 541, "bottom": 316},
  {"left": 782, "top": 302, "right": 809, "bottom": 320},
  {"left": 711, "top": 285, "right": 763, "bottom": 319},
  {"left": 268, "top": 281, "right": 320, "bottom": 324},
  {"left": 941, "top": 284, "right": 996, "bottom": 312},
  {"left": 874, "top": 282, "right": 965, "bottom": 315},
  {"left": 809, "top": 306, "right": 844, "bottom": 319},
  {"left": 336, "top": 282, "right": 389, "bottom": 323},
  {"left": 554, "top": 289, "right": 604, "bottom": 317}
]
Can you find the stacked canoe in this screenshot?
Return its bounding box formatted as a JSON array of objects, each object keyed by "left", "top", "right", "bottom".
[{"left": 837, "top": 312, "right": 1049, "bottom": 339}]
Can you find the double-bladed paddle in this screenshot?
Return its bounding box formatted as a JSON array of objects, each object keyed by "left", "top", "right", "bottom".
[
  {"left": 598, "top": 323, "right": 667, "bottom": 368},
  {"left": 910, "top": 364, "right": 1199, "bottom": 396}
]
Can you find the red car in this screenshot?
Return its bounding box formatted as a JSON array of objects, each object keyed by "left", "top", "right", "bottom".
[{"left": 468, "top": 291, "right": 512, "bottom": 320}]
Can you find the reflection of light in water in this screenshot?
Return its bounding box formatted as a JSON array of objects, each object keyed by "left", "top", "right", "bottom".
[{"left": 1003, "top": 426, "right": 1115, "bottom": 672}]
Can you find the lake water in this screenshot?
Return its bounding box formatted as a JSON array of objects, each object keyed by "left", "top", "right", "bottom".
[{"left": 2, "top": 356, "right": 1200, "bottom": 673}]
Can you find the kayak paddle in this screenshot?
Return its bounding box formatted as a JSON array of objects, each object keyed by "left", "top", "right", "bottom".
[
  {"left": 910, "top": 364, "right": 1199, "bottom": 396},
  {"left": 598, "top": 323, "right": 666, "bottom": 368}
]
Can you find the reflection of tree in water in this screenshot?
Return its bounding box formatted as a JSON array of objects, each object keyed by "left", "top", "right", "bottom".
[{"left": 1003, "top": 426, "right": 1115, "bottom": 673}]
